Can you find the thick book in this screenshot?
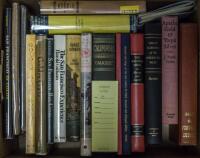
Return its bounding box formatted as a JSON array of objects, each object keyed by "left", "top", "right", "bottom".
[
  {"left": 26, "top": 34, "right": 36, "bottom": 154},
  {"left": 3, "top": 8, "right": 13, "bottom": 139},
  {"left": 130, "top": 33, "right": 145, "bottom": 152},
  {"left": 66, "top": 35, "right": 81, "bottom": 142},
  {"left": 47, "top": 36, "right": 54, "bottom": 144},
  {"left": 19, "top": 4, "right": 28, "bottom": 133},
  {"left": 92, "top": 81, "right": 118, "bottom": 152},
  {"left": 54, "top": 35, "right": 66, "bottom": 143},
  {"left": 30, "top": 15, "right": 137, "bottom": 34},
  {"left": 12, "top": 2, "right": 20, "bottom": 135},
  {"left": 162, "top": 16, "right": 178, "bottom": 142},
  {"left": 39, "top": 0, "right": 146, "bottom": 15},
  {"left": 179, "top": 23, "right": 198, "bottom": 146},
  {"left": 144, "top": 23, "right": 162, "bottom": 145},
  {"left": 80, "top": 33, "right": 92, "bottom": 156},
  {"left": 92, "top": 34, "right": 116, "bottom": 80},
  {"left": 35, "top": 35, "right": 47, "bottom": 155}
]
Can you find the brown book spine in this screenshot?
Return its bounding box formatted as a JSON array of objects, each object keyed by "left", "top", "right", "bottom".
[{"left": 179, "top": 23, "right": 198, "bottom": 145}]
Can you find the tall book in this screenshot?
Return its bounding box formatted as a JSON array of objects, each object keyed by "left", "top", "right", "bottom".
[
  {"left": 12, "top": 2, "right": 20, "bottom": 135},
  {"left": 47, "top": 36, "right": 54, "bottom": 144},
  {"left": 130, "top": 33, "right": 145, "bottom": 152},
  {"left": 92, "top": 34, "right": 116, "bottom": 80},
  {"left": 3, "top": 8, "right": 13, "bottom": 139},
  {"left": 35, "top": 35, "right": 47, "bottom": 155},
  {"left": 162, "top": 16, "right": 178, "bottom": 142},
  {"left": 30, "top": 15, "right": 137, "bottom": 34},
  {"left": 66, "top": 35, "right": 81, "bottom": 142},
  {"left": 20, "top": 4, "right": 28, "bottom": 133},
  {"left": 39, "top": 0, "right": 146, "bottom": 15},
  {"left": 80, "top": 33, "right": 92, "bottom": 156},
  {"left": 54, "top": 35, "right": 66, "bottom": 143},
  {"left": 26, "top": 34, "right": 36, "bottom": 154},
  {"left": 179, "top": 23, "right": 198, "bottom": 145},
  {"left": 144, "top": 23, "right": 162, "bottom": 145}
]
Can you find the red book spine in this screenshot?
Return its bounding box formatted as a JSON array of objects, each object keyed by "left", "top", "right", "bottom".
[
  {"left": 130, "top": 34, "right": 145, "bottom": 152},
  {"left": 116, "top": 33, "right": 122, "bottom": 155}
]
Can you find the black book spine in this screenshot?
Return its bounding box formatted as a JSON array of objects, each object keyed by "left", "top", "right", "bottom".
[
  {"left": 3, "top": 8, "right": 13, "bottom": 139},
  {"left": 144, "top": 23, "right": 162, "bottom": 145},
  {"left": 47, "top": 37, "right": 54, "bottom": 144},
  {"left": 92, "top": 34, "right": 116, "bottom": 80}
]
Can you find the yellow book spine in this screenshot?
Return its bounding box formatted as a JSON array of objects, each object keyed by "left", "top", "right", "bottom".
[{"left": 26, "top": 34, "right": 36, "bottom": 154}]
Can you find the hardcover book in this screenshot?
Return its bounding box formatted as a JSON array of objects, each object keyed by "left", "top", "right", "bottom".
[
  {"left": 179, "top": 23, "right": 198, "bottom": 145},
  {"left": 144, "top": 22, "right": 162, "bottom": 145},
  {"left": 92, "top": 34, "right": 116, "bottom": 80},
  {"left": 66, "top": 35, "right": 81, "bottom": 142}
]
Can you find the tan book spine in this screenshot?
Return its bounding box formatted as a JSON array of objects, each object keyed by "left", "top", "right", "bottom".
[
  {"left": 12, "top": 2, "right": 20, "bottom": 135},
  {"left": 26, "top": 35, "right": 36, "bottom": 154},
  {"left": 35, "top": 35, "right": 47, "bottom": 155}
]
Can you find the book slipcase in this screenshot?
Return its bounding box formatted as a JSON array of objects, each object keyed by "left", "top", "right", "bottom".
[{"left": 0, "top": 0, "right": 200, "bottom": 158}]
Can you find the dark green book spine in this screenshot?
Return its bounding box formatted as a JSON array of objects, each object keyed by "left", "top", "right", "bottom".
[{"left": 92, "top": 34, "right": 116, "bottom": 80}]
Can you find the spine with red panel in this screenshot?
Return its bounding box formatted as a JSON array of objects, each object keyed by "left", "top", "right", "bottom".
[{"left": 130, "top": 33, "right": 145, "bottom": 152}]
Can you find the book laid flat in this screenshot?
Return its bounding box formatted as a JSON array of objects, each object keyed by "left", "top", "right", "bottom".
[
  {"left": 92, "top": 81, "right": 118, "bottom": 152},
  {"left": 26, "top": 34, "right": 36, "bottom": 154},
  {"left": 39, "top": 0, "right": 146, "bottom": 15},
  {"left": 144, "top": 22, "right": 162, "bottom": 145},
  {"left": 30, "top": 15, "right": 137, "bottom": 34},
  {"left": 80, "top": 33, "right": 92, "bottom": 156},
  {"left": 162, "top": 16, "right": 178, "bottom": 142},
  {"left": 130, "top": 33, "right": 144, "bottom": 152},
  {"left": 179, "top": 23, "right": 198, "bottom": 146},
  {"left": 66, "top": 35, "right": 81, "bottom": 142}
]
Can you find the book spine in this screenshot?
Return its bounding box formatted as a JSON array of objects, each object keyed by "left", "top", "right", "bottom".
[
  {"left": 179, "top": 23, "right": 198, "bottom": 145},
  {"left": 26, "top": 34, "right": 36, "bottom": 154},
  {"left": 39, "top": 0, "right": 146, "bottom": 15},
  {"left": 80, "top": 33, "right": 92, "bottom": 156},
  {"left": 3, "top": 8, "right": 13, "bottom": 139},
  {"left": 66, "top": 35, "right": 81, "bottom": 142},
  {"left": 54, "top": 35, "right": 66, "bottom": 143},
  {"left": 92, "top": 34, "right": 116, "bottom": 80},
  {"left": 12, "top": 2, "right": 20, "bottom": 135},
  {"left": 35, "top": 35, "right": 47, "bottom": 155},
  {"left": 144, "top": 23, "right": 162, "bottom": 145},
  {"left": 121, "top": 33, "right": 131, "bottom": 154},
  {"left": 31, "top": 15, "right": 137, "bottom": 34},
  {"left": 161, "top": 16, "right": 178, "bottom": 142},
  {"left": 47, "top": 37, "right": 54, "bottom": 144},
  {"left": 130, "top": 33, "right": 145, "bottom": 152},
  {"left": 20, "top": 4, "right": 28, "bottom": 133},
  {"left": 116, "top": 33, "right": 122, "bottom": 155}
]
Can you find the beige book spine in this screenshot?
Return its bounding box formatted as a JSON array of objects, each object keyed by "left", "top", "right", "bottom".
[
  {"left": 35, "top": 35, "right": 47, "bottom": 155},
  {"left": 26, "top": 34, "right": 36, "bottom": 154},
  {"left": 12, "top": 2, "right": 20, "bottom": 135}
]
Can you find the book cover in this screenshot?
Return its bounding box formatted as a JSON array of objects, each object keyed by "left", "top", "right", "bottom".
[
  {"left": 179, "top": 23, "right": 198, "bottom": 146},
  {"left": 66, "top": 35, "right": 81, "bottom": 142},
  {"left": 3, "top": 8, "right": 13, "bottom": 139},
  {"left": 26, "top": 34, "right": 36, "bottom": 154},
  {"left": 12, "top": 2, "right": 20, "bottom": 135},
  {"left": 80, "top": 33, "right": 92, "bottom": 156},
  {"left": 130, "top": 33, "right": 145, "bottom": 152},
  {"left": 39, "top": 0, "right": 146, "bottom": 15},
  {"left": 54, "top": 35, "right": 66, "bottom": 143},
  {"left": 92, "top": 34, "right": 116, "bottom": 80},
  {"left": 92, "top": 81, "right": 118, "bottom": 152},
  {"left": 162, "top": 16, "right": 178, "bottom": 142},
  {"left": 144, "top": 22, "right": 162, "bottom": 145},
  {"left": 35, "top": 35, "right": 47, "bottom": 155},
  {"left": 47, "top": 36, "right": 54, "bottom": 144},
  {"left": 30, "top": 15, "right": 137, "bottom": 34}
]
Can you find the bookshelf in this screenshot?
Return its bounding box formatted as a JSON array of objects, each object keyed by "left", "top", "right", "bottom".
[{"left": 0, "top": 0, "right": 200, "bottom": 157}]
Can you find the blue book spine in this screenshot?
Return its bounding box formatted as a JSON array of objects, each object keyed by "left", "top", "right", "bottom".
[{"left": 121, "top": 33, "right": 131, "bottom": 154}]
